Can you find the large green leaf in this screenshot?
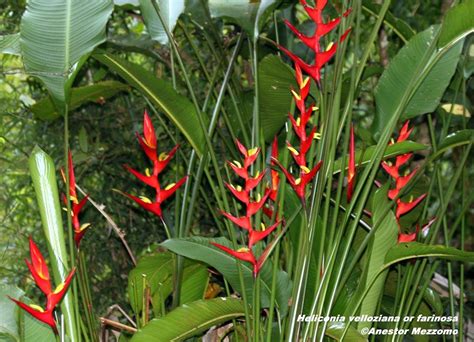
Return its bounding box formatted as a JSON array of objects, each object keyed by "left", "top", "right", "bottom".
[
  {"left": 438, "top": 0, "right": 474, "bottom": 48},
  {"left": 347, "top": 185, "right": 398, "bottom": 332},
  {"left": 385, "top": 242, "right": 474, "bottom": 265},
  {"left": 20, "top": 0, "right": 113, "bottom": 106},
  {"left": 128, "top": 252, "right": 208, "bottom": 315},
  {"left": 259, "top": 55, "right": 296, "bottom": 142},
  {"left": 139, "top": 0, "right": 184, "bottom": 44},
  {"left": 161, "top": 236, "right": 291, "bottom": 317},
  {"left": 130, "top": 298, "right": 245, "bottom": 341},
  {"left": 30, "top": 81, "right": 129, "bottom": 120},
  {"left": 372, "top": 26, "right": 463, "bottom": 138},
  {"left": 0, "top": 285, "right": 59, "bottom": 342},
  {"left": 208, "top": 0, "right": 278, "bottom": 39},
  {"left": 0, "top": 285, "right": 23, "bottom": 341},
  {"left": 0, "top": 34, "right": 21, "bottom": 55},
  {"left": 94, "top": 53, "right": 206, "bottom": 155},
  {"left": 28, "top": 146, "right": 77, "bottom": 341}
]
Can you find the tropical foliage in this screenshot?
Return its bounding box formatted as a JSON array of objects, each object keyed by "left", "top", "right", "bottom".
[{"left": 1, "top": 0, "right": 473, "bottom": 341}]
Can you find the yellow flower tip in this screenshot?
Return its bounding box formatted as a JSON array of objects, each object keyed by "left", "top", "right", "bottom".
[
  {"left": 165, "top": 183, "right": 176, "bottom": 191},
  {"left": 260, "top": 222, "right": 266, "bottom": 231},
  {"left": 296, "top": 117, "right": 301, "bottom": 127},
  {"left": 53, "top": 282, "right": 65, "bottom": 294},
  {"left": 386, "top": 161, "right": 393, "bottom": 167},
  {"left": 326, "top": 42, "right": 334, "bottom": 52},
  {"left": 29, "top": 304, "right": 45, "bottom": 312},
  {"left": 247, "top": 147, "right": 258, "bottom": 157},
  {"left": 237, "top": 247, "right": 250, "bottom": 253},
  {"left": 145, "top": 168, "right": 151, "bottom": 177},
  {"left": 300, "top": 165, "right": 311, "bottom": 174},
  {"left": 404, "top": 169, "right": 411, "bottom": 176},
  {"left": 232, "top": 160, "right": 242, "bottom": 169},
  {"left": 312, "top": 106, "right": 319, "bottom": 112},
  {"left": 295, "top": 178, "right": 302, "bottom": 185},
  {"left": 300, "top": 77, "right": 310, "bottom": 89},
  {"left": 291, "top": 89, "right": 301, "bottom": 101},
  {"left": 70, "top": 195, "right": 79, "bottom": 204},
  {"left": 255, "top": 193, "right": 262, "bottom": 202},
  {"left": 139, "top": 196, "right": 152, "bottom": 204},
  {"left": 287, "top": 146, "right": 300, "bottom": 156},
  {"left": 158, "top": 152, "right": 168, "bottom": 162},
  {"left": 409, "top": 195, "right": 414, "bottom": 203},
  {"left": 390, "top": 138, "right": 395, "bottom": 145},
  {"left": 62, "top": 207, "right": 68, "bottom": 212},
  {"left": 79, "top": 223, "right": 91, "bottom": 232},
  {"left": 254, "top": 170, "right": 260, "bottom": 178},
  {"left": 313, "top": 132, "right": 322, "bottom": 140}
]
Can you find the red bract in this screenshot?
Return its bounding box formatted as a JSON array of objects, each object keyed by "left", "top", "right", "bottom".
[
  {"left": 279, "top": 0, "right": 351, "bottom": 84},
  {"left": 61, "top": 151, "right": 90, "bottom": 247},
  {"left": 9, "top": 238, "right": 76, "bottom": 334},
  {"left": 124, "top": 111, "right": 186, "bottom": 218},
  {"left": 347, "top": 124, "right": 356, "bottom": 202},
  {"left": 268, "top": 137, "right": 280, "bottom": 203},
  {"left": 272, "top": 158, "right": 322, "bottom": 201},
  {"left": 398, "top": 218, "right": 436, "bottom": 243},
  {"left": 213, "top": 140, "right": 283, "bottom": 277},
  {"left": 272, "top": 55, "right": 323, "bottom": 203},
  {"left": 379, "top": 121, "right": 431, "bottom": 243}
]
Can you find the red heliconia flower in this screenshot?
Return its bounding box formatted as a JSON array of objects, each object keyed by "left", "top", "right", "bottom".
[
  {"left": 61, "top": 151, "right": 90, "bottom": 247},
  {"left": 9, "top": 238, "right": 76, "bottom": 334},
  {"left": 124, "top": 111, "right": 186, "bottom": 218},
  {"left": 347, "top": 124, "right": 356, "bottom": 202},
  {"left": 211, "top": 243, "right": 260, "bottom": 277},
  {"left": 379, "top": 121, "right": 432, "bottom": 243},
  {"left": 217, "top": 140, "right": 284, "bottom": 277},
  {"left": 269, "top": 137, "right": 280, "bottom": 202},
  {"left": 279, "top": 0, "right": 351, "bottom": 84},
  {"left": 272, "top": 158, "right": 322, "bottom": 202},
  {"left": 398, "top": 218, "right": 436, "bottom": 243},
  {"left": 395, "top": 194, "right": 427, "bottom": 220},
  {"left": 248, "top": 221, "right": 282, "bottom": 249},
  {"left": 210, "top": 242, "right": 276, "bottom": 278}
]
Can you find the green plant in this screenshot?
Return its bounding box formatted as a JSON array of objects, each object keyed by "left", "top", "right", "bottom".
[{"left": 1, "top": 0, "right": 473, "bottom": 341}]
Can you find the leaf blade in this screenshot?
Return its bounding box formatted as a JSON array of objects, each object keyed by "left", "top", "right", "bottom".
[{"left": 130, "top": 298, "right": 245, "bottom": 342}]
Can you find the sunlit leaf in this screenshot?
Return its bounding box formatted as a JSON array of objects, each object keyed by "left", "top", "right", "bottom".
[
  {"left": 372, "top": 26, "right": 463, "bottom": 139},
  {"left": 139, "top": 0, "right": 185, "bottom": 44},
  {"left": 20, "top": 0, "right": 113, "bottom": 107},
  {"left": 28, "top": 146, "right": 77, "bottom": 340}
]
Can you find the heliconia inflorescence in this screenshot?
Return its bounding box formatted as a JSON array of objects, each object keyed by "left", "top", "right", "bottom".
[
  {"left": 272, "top": 64, "right": 322, "bottom": 203},
  {"left": 380, "top": 121, "right": 435, "bottom": 243},
  {"left": 279, "top": 0, "right": 351, "bottom": 84},
  {"left": 211, "top": 140, "right": 283, "bottom": 277},
  {"left": 61, "top": 151, "right": 91, "bottom": 247},
  {"left": 9, "top": 238, "right": 76, "bottom": 334},
  {"left": 123, "top": 110, "right": 187, "bottom": 218},
  {"left": 273, "top": 0, "right": 352, "bottom": 203}
]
